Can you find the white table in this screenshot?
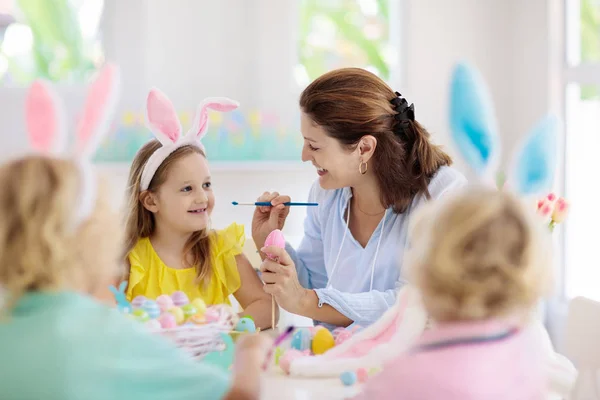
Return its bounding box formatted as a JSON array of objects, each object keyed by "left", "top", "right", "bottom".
[{"left": 261, "top": 369, "right": 362, "bottom": 400}]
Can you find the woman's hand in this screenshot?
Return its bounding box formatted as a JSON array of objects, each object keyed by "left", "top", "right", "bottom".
[
  {"left": 251, "top": 191, "right": 291, "bottom": 251},
  {"left": 260, "top": 245, "right": 310, "bottom": 315},
  {"left": 226, "top": 334, "right": 272, "bottom": 400}
]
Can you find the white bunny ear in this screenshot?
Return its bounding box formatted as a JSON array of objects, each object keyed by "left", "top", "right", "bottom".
[
  {"left": 187, "top": 97, "right": 239, "bottom": 141},
  {"left": 449, "top": 62, "right": 500, "bottom": 185},
  {"left": 74, "top": 63, "right": 121, "bottom": 160},
  {"left": 25, "top": 80, "right": 68, "bottom": 154},
  {"left": 145, "top": 88, "right": 182, "bottom": 146},
  {"left": 508, "top": 114, "right": 559, "bottom": 196}
]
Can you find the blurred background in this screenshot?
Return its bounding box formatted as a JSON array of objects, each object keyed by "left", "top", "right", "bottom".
[{"left": 0, "top": 0, "right": 598, "bottom": 343}]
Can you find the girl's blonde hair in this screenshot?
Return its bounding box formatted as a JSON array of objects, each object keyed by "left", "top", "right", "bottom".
[
  {"left": 0, "top": 156, "right": 121, "bottom": 311},
  {"left": 123, "top": 140, "right": 212, "bottom": 282},
  {"left": 407, "top": 187, "right": 552, "bottom": 322}
]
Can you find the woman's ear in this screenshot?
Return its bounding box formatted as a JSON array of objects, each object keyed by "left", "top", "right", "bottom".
[
  {"left": 358, "top": 135, "right": 377, "bottom": 162},
  {"left": 139, "top": 191, "right": 159, "bottom": 213}
]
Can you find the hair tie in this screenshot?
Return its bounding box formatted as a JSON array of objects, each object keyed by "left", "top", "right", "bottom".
[{"left": 390, "top": 91, "right": 415, "bottom": 138}]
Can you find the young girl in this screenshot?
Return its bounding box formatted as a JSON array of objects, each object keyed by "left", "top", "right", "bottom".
[
  {"left": 352, "top": 188, "right": 552, "bottom": 399},
  {"left": 123, "top": 89, "right": 274, "bottom": 329},
  {"left": 0, "top": 69, "right": 271, "bottom": 400}
]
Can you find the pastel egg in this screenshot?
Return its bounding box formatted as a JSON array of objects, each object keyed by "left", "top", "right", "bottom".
[
  {"left": 279, "top": 349, "right": 306, "bottom": 375},
  {"left": 131, "top": 295, "right": 147, "bottom": 309},
  {"left": 131, "top": 308, "right": 149, "bottom": 322},
  {"left": 167, "top": 307, "right": 185, "bottom": 325},
  {"left": 141, "top": 299, "right": 160, "bottom": 319},
  {"left": 290, "top": 328, "right": 312, "bottom": 351},
  {"left": 340, "top": 371, "right": 357, "bottom": 386},
  {"left": 191, "top": 298, "right": 207, "bottom": 315},
  {"left": 181, "top": 303, "right": 198, "bottom": 319},
  {"left": 158, "top": 313, "right": 177, "bottom": 329},
  {"left": 311, "top": 328, "right": 335, "bottom": 355},
  {"left": 188, "top": 314, "right": 206, "bottom": 325},
  {"left": 264, "top": 229, "right": 286, "bottom": 258},
  {"left": 171, "top": 291, "right": 189, "bottom": 307},
  {"left": 235, "top": 317, "right": 256, "bottom": 333},
  {"left": 356, "top": 368, "right": 369, "bottom": 383},
  {"left": 156, "top": 294, "right": 174, "bottom": 312},
  {"left": 145, "top": 319, "right": 161, "bottom": 330}
]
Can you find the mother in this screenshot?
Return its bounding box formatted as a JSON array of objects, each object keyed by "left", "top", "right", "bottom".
[{"left": 253, "top": 68, "right": 467, "bottom": 328}]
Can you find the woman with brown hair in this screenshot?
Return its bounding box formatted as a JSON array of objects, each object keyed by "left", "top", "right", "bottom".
[{"left": 253, "top": 68, "right": 467, "bottom": 328}]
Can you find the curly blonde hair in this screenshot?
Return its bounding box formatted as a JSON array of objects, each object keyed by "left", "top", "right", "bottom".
[
  {"left": 0, "top": 156, "right": 121, "bottom": 312},
  {"left": 406, "top": 187, "right": 552, "bottom": 322}
]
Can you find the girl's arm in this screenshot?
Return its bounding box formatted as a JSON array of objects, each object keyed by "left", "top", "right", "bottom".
[{"left": 233, "top": 253, "right": 278, "bottom": 329}]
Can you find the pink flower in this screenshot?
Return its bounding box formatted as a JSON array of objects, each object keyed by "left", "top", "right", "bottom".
[
  {"left": 552, "top": 198, "right": 569, "bottom": 223},
  {"left": 546, "top": 193, "right": 557, "bottom": 202},
  {"left": 537, "top": 198, "right": 553, "bottom": 218}
]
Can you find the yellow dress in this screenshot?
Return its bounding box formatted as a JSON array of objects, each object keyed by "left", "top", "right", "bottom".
[{"left": 126, "top": 223, "right": 244, "bottom": 305}]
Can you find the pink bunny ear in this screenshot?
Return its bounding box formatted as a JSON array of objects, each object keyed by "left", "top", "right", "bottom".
[
  {"left": 74, "top": 63, "right": 121, "bottom": 160},
  {"left": 146, "top": 88, "right": 182, "bottom": 145},
  {"left": 188, "top": 97, "right": 239, "bottom": 140},
  {"left": 25, "top": 80, "right": 67, "bottom": 154}
]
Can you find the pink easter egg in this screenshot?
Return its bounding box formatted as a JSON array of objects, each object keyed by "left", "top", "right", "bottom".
[
  {"left": 156, "top": 294, "right": 174, "bottom": 312},
  {"left": 131, "top": 295, "right": 147, "bottom": 308},
  {"left": 264, "top": 229, "right": 285, "bottom": 259},
  {"left": 158, "top": 313, "right": 177, "bottom": 329},
  {"left": 356, "top": 368, "right": 369, "bottom": 383},
  {"left": 171, "top": 291, "right": 189, "bottom": 307},
  {"left": 279, "top": 349, "right": 307, "bottom": 375}
]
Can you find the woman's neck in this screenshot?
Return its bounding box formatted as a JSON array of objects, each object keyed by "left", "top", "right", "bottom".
[{"left": 351, "top": 176, "right": 386, "bottom": 215}]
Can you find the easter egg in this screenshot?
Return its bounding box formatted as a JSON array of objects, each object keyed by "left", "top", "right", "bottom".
[
  {"left": 181, "top": 303, "right": 198, "bottom": 319},
  {"left": 156, "top": 294, "right": 174, "bottom": 312},
  {"left": 290, "top": 328, "right": 312, "bottom": 351},
  {"left": 191, "top": 298, "right": 207, "bottom": 315},
  {"left": 132, "top": 308, "right": 149, "bottom": 322},
  {"left": 145, "top": 319, "right": 161, "bottom": 330},
  {"left": 158, "top": 313, "right": 177, "bottom": 329},
  {"left": 340, "top": 371, "right": 357, "bottom": 386},
  {"left": 141, "top": 299, "right": 160, "bottom": 319},
  {"left": 131, "top": 295, "right": 147, "bottom": 309},
  {"left": 264, "top": 229, "right": 286, "bottom": 259},
  {"left": 279, "top": 349, "right": 306, "bottom": 375},
  {"left": 171, "top": 291, "right": 189, "bottom": 307},
  {"left": 168, "top": 307, "right": 185, "bottom": 325},
  {"left": 311, "top": 328, "right": 335, "bottom": 355},
  {"left": 356, "top": 368, "right": 369, "bottom": 383},
  {"left": 235, "top": 317, "right": 256, "bottom": 333},
  {"left": 205, "top": 304, "right": 238, "bottom": 329}
]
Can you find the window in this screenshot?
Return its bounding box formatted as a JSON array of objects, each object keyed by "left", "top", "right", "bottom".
[
  {"left": 0, "top": 0, "right": 104, "bottom": 84},
  {"left": 295, "top": 0, "right": 400, "bottom": 87},
  {"left": 564, "top": 0, "right": 600, "bottom": 300}
]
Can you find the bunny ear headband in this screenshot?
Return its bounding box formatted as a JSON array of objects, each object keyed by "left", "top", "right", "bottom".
[
  {"left": 449, "top": 62, "right": 559, "bottom": 195},
  {"left": 139, "top": 89, "right": 239, "bottom": 191},
  {"left": 24, "top": 63, "right": 120, "bottom": 225}
]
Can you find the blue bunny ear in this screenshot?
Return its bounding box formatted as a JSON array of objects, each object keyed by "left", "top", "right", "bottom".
[
  {"left": 449, "top": 62, "right": 500, "bottom": 181},
  {"left": 108, "top": 285, "right": 118, "bottom": 296},
  {"left": 118, "top": 280, "right": 128, "bottom": 293},
  {"left": 509, "top": 114, "right": 559, "bottom": 195}
]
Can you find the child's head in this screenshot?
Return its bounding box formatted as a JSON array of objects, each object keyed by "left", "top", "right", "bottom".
[
  {"left": 125, "top": 140, "right": 213, "bottom": 240},
  {"left": 407, "top": 187, "right": 551, "bottom": 323},
  {"left": 0, "top": 156, "right": 121, "bottom": 307}
]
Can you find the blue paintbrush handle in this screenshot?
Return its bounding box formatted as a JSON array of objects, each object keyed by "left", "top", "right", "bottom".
[{"left": 232, "top": 201, "right": 318, "bottom": 206}]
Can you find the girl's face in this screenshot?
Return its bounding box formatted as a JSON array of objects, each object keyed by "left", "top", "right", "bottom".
[
  {"left": 143, "top": 152, "right": 215, "bottom": 235},
  {"left": 300, "top": 112, "right": 363, "bottom": 190}
]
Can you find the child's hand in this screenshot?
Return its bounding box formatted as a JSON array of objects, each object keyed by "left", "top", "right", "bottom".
[
  {"left": 227, "top": 334, "right": 272, "bottom": 400},
  {"left": 251, "top": 191, "right": 291, "bottom": 251}
]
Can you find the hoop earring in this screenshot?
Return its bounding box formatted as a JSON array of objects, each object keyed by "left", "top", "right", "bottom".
[{"left": 359, "top": 161, "right": 368, "bottom": 175}]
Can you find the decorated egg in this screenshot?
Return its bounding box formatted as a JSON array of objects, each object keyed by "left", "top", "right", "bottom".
[
  {"left": 290, "top": 328, "right": 312, "bottom": 351},
  {"left": 191, "top": 298, "right": 207, "bottom": 315},
  {"left": 131, "top": 295, "right": 147, "bottom": 309},
  {"left": 171, "top": 291, "right": 189, "bottom": 307},
  {"left": 145, "top": 319, "right": 161, "bottom": 330},
  {"left": 156, "top": 294, "right": 174, "bottom": 312},
  {"left": 141, "top": 299, "right": 160, "bottom": 319},
  {"left": 356, "top": 368, "right": 369, "bottom": 383},
  {"left": 279, "top": 349, "right": 307, "bottom": 375},
  {"left": 311, "top": 328, "right": 335, "bottom": 355},
  {"left": 187, "top": 313, "right": 206, "bottom": 325},
  {"left": 167, "top": 307, "right": 185, "bottom": 325},
  {"left": 264, "top": 229, "right": 285, "bottom": 259},
  {"left": 340, "top": 371, "right": 357, "bottom": 386},
  {"left": 235, "top": 317, "right": 256, "bottom": 333},
  {"left": 158, "top": 313, "right": 177, "bottom": 329},
  {"left": 131, "top": 308, "right": 149, "bottom": 322},
  {"left": 181, "top": 303, "right": 198, "bottom": 320}
]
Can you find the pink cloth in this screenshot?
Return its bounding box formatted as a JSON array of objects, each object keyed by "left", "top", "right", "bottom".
[{"left": 352, "top": 319, "right": 546, "bottom": 400}]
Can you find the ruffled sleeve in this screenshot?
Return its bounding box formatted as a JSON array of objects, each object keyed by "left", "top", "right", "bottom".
[{"left": 210, "top": 223, "right": 244, "bottom": 297}]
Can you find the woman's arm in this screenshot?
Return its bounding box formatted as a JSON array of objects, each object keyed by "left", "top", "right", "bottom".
[{"left": 233, "top": 253, "right": 278, "bottom": 329}]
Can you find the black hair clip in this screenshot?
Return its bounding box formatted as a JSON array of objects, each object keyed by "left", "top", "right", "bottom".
[{"left": 390, "top": 91, "right": 415, "bottom": 122}]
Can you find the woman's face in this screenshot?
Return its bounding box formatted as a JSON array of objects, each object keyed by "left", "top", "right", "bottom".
[{"left": 300, "top": 112, "right": 363, "bottom": 190}]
